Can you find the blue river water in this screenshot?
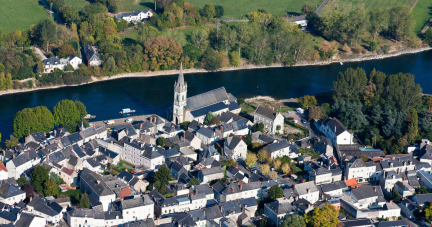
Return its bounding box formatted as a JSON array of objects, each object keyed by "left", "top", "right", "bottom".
[{"left": 1, "top": 50, "right": 432, "bottom": 138}]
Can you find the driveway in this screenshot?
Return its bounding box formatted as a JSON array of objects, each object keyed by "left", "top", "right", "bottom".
[
  {"left": 34, "top": 46, "right": 47, "bottom": 60},
  {"left": 316, "top": 0, "right": 329, "bottom": 15}
]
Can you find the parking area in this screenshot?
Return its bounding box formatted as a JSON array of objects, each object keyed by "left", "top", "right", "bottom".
[{"left": 283, "top": 111, "right": 306, "bottom": 125}]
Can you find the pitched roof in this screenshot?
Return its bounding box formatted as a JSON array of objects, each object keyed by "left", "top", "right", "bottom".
[
  {"left": 351, "top": 186, "right": 382, "bottom": 200},
  {"left": 196, "top": 127, "right": 215, "bottom": 138},
  {"left": 0, "top": 181, "right": 25, "bottom": 199},
  {"left": 345, "top": 178, "right": 357, "bottom": 187},
  {"left": 294, "top": 181, "right": 318, "bottom": 195},
  {"left": 227, "top": 136, "right": 242, "bottom": 149},
  {"left": 190, "top": 102, "right": 228, "bottom": 118},
  {"left": 11, "top": 154, "right": 31, "bottom": 167},
  {"left": 322, "top": 117, "right": 348, "bottom": 136},
  {"left": 255, "top": 106, "right": 277, "bottom": 120},
  {"left": 185, "top": 87, "right": 230, "bottom": 111},
  {"left": 119, "top": 187, "right": 132, "bottom": 198},
  {"left": 0, "top": 163, "right": 8, "bottom": 172},
  {"left": 266, "top": 140, "right": 290, "bottom": 152},
  {"left": 80, "top": 168, "right": 115, "bottom": 197},
  {"left": 200, "top": 167, "right": 223, "bottom": 176}
]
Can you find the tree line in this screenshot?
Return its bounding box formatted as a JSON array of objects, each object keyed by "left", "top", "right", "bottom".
[{"left": 12, "top": 99, "right": 88, "bottom": 139}]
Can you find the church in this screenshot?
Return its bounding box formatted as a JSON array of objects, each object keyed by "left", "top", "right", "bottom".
[{"left": 171, "top": 64, "right": 241, "bottom": 125}]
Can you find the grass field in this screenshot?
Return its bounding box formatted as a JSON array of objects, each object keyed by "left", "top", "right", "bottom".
[
  {"left": 187, "top": 0, "right": 323, "bottom": 19},
  {"left": 63, "top": 0, "right": 88, "bottom": 10},
  {"left": 0, "top": 0, "right": 51, "bottom": 33},
  {"left": 412, "top": 0, "right": 432, "bottom": 33},
  {"left": 116, "top": 0, "right": 153, "bottom": 12}
]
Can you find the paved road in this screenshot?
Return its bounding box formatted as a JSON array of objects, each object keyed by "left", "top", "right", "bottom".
[
  {"left": 39, "top": 0, "right": 65, "bottom": 24},
  {"left": 316, "top": 0, "right": 329, "bottom": 15},
  {"left": 34, "top": 46, "right": 47, "bottom": 60}
]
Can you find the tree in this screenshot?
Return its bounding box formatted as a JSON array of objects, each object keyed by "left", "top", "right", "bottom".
[
  {"left": 30, "top": 166, "right": 50, "bottom": 195},
  {"left": 333, "top": 68, "right": 368, "bottom": 103},
  {"left": 5, "top": 135, "right": 19, "bottom": 149},
  {"left": 58, "top": 43, "right": 76, "bottom": 57},
  {"left": 261, "top": 164, "right": 270, "bottom": 175},
  {"left": 215, "top": 6, "right": 224, "bottom": 18},
  {"left": 259, "top": 218, "right": 269, "bottom": 227},
  {"left": 420, "top": 109, "right": 432, "bottom": 130},
  {"left": 202, "top": 4, "right": 216, "bottom": 20},
  {"left": 369, "top": 9, "right": 389, "bottom": 41},
  {"left": 43, "top": 178, "right": 60, "bottom": 197},
  {"left": 272, "top": 159, "right": 281, "bottom": 169},
  {"left": 245, "top": 152, "right": 257, "bottom": 167},
  {"left": 301, "top": 3, "right": 314, "bottom": 15},
  {"left": 257, "top": 149, "right": 268, "bottom": 163},
  {"left": 188, "top": 178, "right": 200, "bottom": 186},
  {"left": 17, "top": 175, "right": 30, "bottom": 187},
  {"left": 388, "top": 6, "right": 414, "bottom": 41},
  {"left": 391, "top": 189, "right": 403, "bottom": 203},
  {"left": 267, "top": 185, "right": 283, "bottom": 200},
  {"left": 35, "top": 19, "right": 57, "bottom": 50},
  {"left": 359, "top": 155, "right": 369, "bottom": 162},
  {"left": 269, "top": 171, "right": 278, "bottom": 179},
  {"left": 79, "top": 193, "right": 91, "bottom": 208},
  {"left": 424, "top": 28, "right": 432, "bottom": 46},
  {"left": 204, "top": 111, "right": 217, "bottom": 125},
  {"left": 416, "top": 186, "right": 430, "bottom": 194},
  {"left": 144, "top": 36, "right": 183, "bottom": 71},
  {"left": 190, "top": 29, "right": 209, "bottom": 50},
  {"left": 52, "top": 100, "right": 86, "bottom": 132},
  {"left": 305, "top": 203, "right": 339, "bottom": 227},
  {"left": 370, "top": 41, "right": 378, "bottom": 51},
  {"left": 22, "top": 184, "right": 35, "bottom": 197},
  {"left": 407, "top": 109, "right": 419, "bottom": 144},
  {"left": 12, "top": 106, "right": 54, "bottom": 139},
  {"left": 202, "top": 48, "right": 221, "bottom": 70},
  {"left": 153, "top": 166, "right": 172, "bottom": 186},
  {"left": 103, "top": 56, "right": 116, "bottom": 73},
  {"left": 137, "top": 26, "right": 160, "bottom": 45},
  {"left": 156, "top": 137, "right": 166, "bottom": 147},
  {"left": 425, "top": 203, "right": 432, "bottom": 222},
  {"left": 74, "top": 101, "right": 87, "bottom": 119},
  {"left": 252, "top": 123, "right": 264, "bottom": 133},
  {"left": 281, "top": 214, "right": 306, "bottom": 227},
  {"left": 298, "top": 95, "right": 317, "bottom": 109},
  {"left": 281, "top": 163, "right": 291, "bottom": 174},
  {"left": 224, "top": 159, "right": 237, "bottom": 168},
  {"left": 244, "top": 134, "right": 252, "bottom": 146},
  {"left": 309, "top": 106, "right": 323, "bottom": 120},
  {"left": 50, "top": 172, "right": 66, "bottom": 185}
]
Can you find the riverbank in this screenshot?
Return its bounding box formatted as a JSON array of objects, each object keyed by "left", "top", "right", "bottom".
[{"left": 0, "top": 46, "right": 431, "bottom": 97}]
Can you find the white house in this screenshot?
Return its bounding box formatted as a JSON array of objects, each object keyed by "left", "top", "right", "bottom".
[
  {"left": 0, "top": 180, "right": 26, "bottom": 205},
  {"left": 6, "top": 152, "right": 38, "bottom": 179},
  {"left": 80, "top": 168, "right": 116, "bottom": 211},
  {"left": 114, "top": 9, "right": 153, "bottom": 22},
  {"left": 254, "top": 106, "right": 284, "bottom": 134},
  {"left": 345, "top": 159, "right": 378, "bottom": 182},
  {"left": 264, "top": 198, "right": 295, "bottom": 226},
  {"left": 198, "top": 167, "right": 224, "bottom": 184},
  {"left": 120, "top": 195, "right": 154, "bottom": 222},
  {"left": 264, "top": 140, "right": 293, "bottom": 159},
  {"left": 15, "top": 213, "right": 46, "bottom": 227},
  {"left": 286, "top": 15, "right": 307, "bottom": 27},
  {"left": 0, "top": 164, "right": 8, "bottom": 181},
  {"left": 84, "top": 45, "right": 102, "bottom": 66},
  {"left": 320, "top": 117, "right": 354, "bottom": 146},
  {"left": 66, "top": 208, "right": 105, "bottom": 227},
  {"left": 122, "top": 139, "right": 164, "bottom": 169},
  {"left": 294, "top": 181, "right": 319, "bottom": 204},
  {"left": 67, "top": 54, "right": 82, "bottom": 69},
  {"left": 42, "top": 54, "right": 82, "bottom": 73},
  {"left": 196, "top": 127, "right": 219, "bottom": 145},
  {"left": 224, "top": 136, "right": 247, "bottom": 161}
]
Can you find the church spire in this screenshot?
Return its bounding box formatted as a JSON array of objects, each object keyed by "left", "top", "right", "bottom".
[{"left": 177, "top": 62, "right": 184, "bottom": 86}]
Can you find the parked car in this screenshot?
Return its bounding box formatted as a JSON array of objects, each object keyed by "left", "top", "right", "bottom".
[
  {"left": 125, "top": 118, "right": 133, "bottom": 122},
  {"left": 293, "top": 120, "right": 298, "bottom": 123},
  {"left": 301, "top": 119, "right": 307, "bottom": 124}
]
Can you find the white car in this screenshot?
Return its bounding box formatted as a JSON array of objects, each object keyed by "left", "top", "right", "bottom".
[
  {"left": 125, "top": 118, "right": 133, "bottom": 123},
  {"left": 293, "top": 120, "right": 298, "bottom": 123}
]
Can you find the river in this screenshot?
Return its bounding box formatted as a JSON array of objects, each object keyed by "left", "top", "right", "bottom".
[{"left": 1, "top": 50, "right": 432, "bottom": 138}]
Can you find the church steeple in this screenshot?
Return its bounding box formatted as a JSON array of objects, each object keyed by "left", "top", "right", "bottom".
[{"left": 173, "top": 63, "right": 187, "bottom": 125}]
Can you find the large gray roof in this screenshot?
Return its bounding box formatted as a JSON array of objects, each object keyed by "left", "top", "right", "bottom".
[
  {"left": 294, "top": 181, "right": 318, "bottom": 195},
  {"left": 323, "top": 117, "right": 349, "bottom": 136},
  {"left": 267, "top": 140, "right": 290, "bottom": 153},
  {"left": 185, "top": 87, "right": 230, "bottom": 111},
  {"left": 80, "top": 168, "right": 115, "bottom": 197},
  {"left": 351, "top": 186, "right": 382, "bottom": 200},
  {"left": 0, "top": 181, "right": 25, "bottom": 199},
  {"left": 200, "top": 167, "right": 223, "bottom": 176},
  {"left": 255, "top": 106, "right": 277, "bottom": 120},
  {"left": 11, "top": 154, "right": 31, "bottom": 167}
]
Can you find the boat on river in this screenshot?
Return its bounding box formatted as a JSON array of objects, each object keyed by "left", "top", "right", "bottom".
[
  {"left": 120, "top": 108, "right": 136, "bottom": 114},
  {"left": 84, "top": 114, "right": 96, "bottom": 120}
]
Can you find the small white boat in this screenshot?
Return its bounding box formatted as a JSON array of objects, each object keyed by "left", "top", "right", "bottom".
[
  {"left": 340, "top": 62, "right": 343, "bottom": 65},
  {"left": 120, "top": 108, "right": 136, "bottom": 114}
]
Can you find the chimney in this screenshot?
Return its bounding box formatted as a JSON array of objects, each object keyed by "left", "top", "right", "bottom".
[
  {"left": 154, "top": 117, "right": 157, "bottom": 123},
  {"left": 240, "top": 185, "right": 242, "bottom": 190},
  {"left": 220, "top": 206, "right": 223, "bottom": 212},
  {"left": 93, "top": 124, "right": 95, "bottom": 128},
  {"left": 374, "top": 187, "right": 376, "bottom": 192}
]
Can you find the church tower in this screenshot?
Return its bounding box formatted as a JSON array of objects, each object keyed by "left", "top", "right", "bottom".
[{"left": 173, "top": 63, "right": 187, "bottom": 125}]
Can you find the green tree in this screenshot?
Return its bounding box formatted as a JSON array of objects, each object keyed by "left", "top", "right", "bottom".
[
  {"left": 188, "top": 178, "right": 200, "bottom": 186},
  {"left": 5, "top": 135, "right": 19, "bottom": 149},
  {"left": 12, "top": 106, "right": 54, "bottom": 139},
  {"left": 257, "top": 149, "right": 268, "bottom": 163},
  {"left": 244, "top": 134, "right": 252, "bottom": 146},
  {"left": 35, "top": 19, "right": 57, "bottom": 50},
  {"left": 156, "top": 137, "right": 166, "bottom": 147},
  {"left": 245, "top": 152, "right": 257, "bottom": 167},
  {"left": 425, "top": 203, "right": 432, "bottom": 222},
  {"left": 333, "top": 68, "right": 368, "bottom": 103},
  {"left": 305, "top": 203, "right": 339, "bottom": 227},
  {"left": 50, "top": 172, "right": 66, "bottom": 185},
  {"left": 267, "top": 185, "right": 283, "bottom": 200},
  {"left": 74, "top": 101, "right": 87, "bottom": 119},
  {"left": 370, "top": 41, "right": 378, "bottom": 51},
  {"left": 261, "top": 164, "right": 270, "bottom": 175},
  {"left": 369, "top": 9, "right": 389, "bottom": 41},
  {"left": 281, "top": 214, "right": 306, "bottom": 227},
  {"left": 137, "top": 26, "right": 160, "bottom": 45},
  {"left": 30, "top": 166, "right": 50, "bottom": 195},
  {"left": 202, "top": 4, "right": 216, "bottom": 20},
  {"left": 204, "top": 111, "right": 216, "bottom": 125},
  {"left": 52, "top": 100, "right": 82, "bottom": 131},
  {"left": 17, "top": 175, "right": 30, "bottom": 187},
  {"left": 424, "top": 28, "right": 432, "bottom": 46},
  {"left": 202, "top": 48, "right": 221, "bottom": 71},
  {"left": 252, "top": 123, "right": 264, "bottom": 132},
  {"left": 416, "top": 186, "right": 430, "bottom": 194},
  {"left": 43, "top": 178, "right": 60, "bottom": 197},
  {"left": 389, "top": 6, "right": 414, "bottom": 41},
  {"left": 153, "top": 166, "right": 172, "bottom": 186},
  {"left": 391, "top": 189, "right": 403, "bottom": 203},
  {"left": 298, "top": 95, "right": 317, "bottom": 109},
  {"left": 103, "top": 56, "right": 116, "bottom": 73},
  {"left": 79, "top": 193, "right": 91, "bottom": 208},
  {"left": 407, "top": 109, "right": 419, "bottom": 144},
  {"left": 224, "top": 159, "right": 237, "bottom": 168},
  {"left": 301, "top": 3, "right": 314, "bottom": 15},
  {"left": 215, "top": 5, "right": 224, "bottom": 18}
]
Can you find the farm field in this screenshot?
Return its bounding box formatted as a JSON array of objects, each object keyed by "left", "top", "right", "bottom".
[
  {"left": 187, "top": 0, "right": 323, "bottom": 19},
  {"left": 0, "top": 0, "right": 51, "bottom": 33},
  {"left": 115, "top": 0, "right": 154, "bottom": 12},
  {"left": 63, "top": 0, "right": 88, "bottom": 10},
  {"left": 412, "top": 0, "right": 432, "bottom": 33}
]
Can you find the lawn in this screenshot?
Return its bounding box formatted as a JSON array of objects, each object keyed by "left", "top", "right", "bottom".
[
  {"left": 58, "top": 189, "right": 83, "bottom": 204},
  {"left": 412, "top": 0, "right": 432, "bottom": 33},
  {"left": 187, "top": 0, "right": 323, "bottom": 19},
  {"left": 321, "top": 0, "right": 416, "bottom": 14},
  {"left": 64, "top": 0, "right": 88, "bottom": 10},
  {"left": 0, "top": 0, "right": 51, "bottom": 33},
  {"left": 115, "top": 0, "right": 154, "bottom": 12},
  {"left": 241, "top": 103, "right": 256, "bottom": 114}
]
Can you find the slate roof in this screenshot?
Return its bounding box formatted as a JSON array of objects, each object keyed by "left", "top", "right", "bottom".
[
  {"left": 414, "top": 193, "right": 432, "bottom": 205},
  {"left": 185, "top": 87, "right": 230, "bottom": 111},
  {"left": 190, "top": 102, "right": 228, "bottom": 118},
  {"left": 49, "top": 151, "right": 66, "bottom": 163},
  {"left": 266, "top": 140, "right": 290, "bottom": 152},
  {"left": 42, "top": 56, "right": 61, "bottom": 65},
  {"left": 351, "top": 186, "right": 382, "bottom": 200},
  {"left": 188, "top": 120, "right": 200, "bottom": 131},
  {"left": 322, "top": 117, "right": 348, "bottom": 136},
  {"left": 265, "top": 199, "right": 295, "bottom": 214},
  {"left": 72, "top": 144, "right": 86, "bottom": 158},
  {"left": 255, "top": 106, "right": 278, "bottom": 120},
  {"left": 294, "top": 181, "right": 318, "bottom": 195},
  {"left": 80, "top": 168, "right": 115, "bottom": 197},
  {"left": 321, "top": 182, "right": 347, "bottom": 193},
  {"left": 375, "top": 220, "right": 409, "bottom": 227},
  {"left": 218, "top": 111, "right": 244, "bottom": 124},
  {"left": 227, "top": 136, "right": 242, "bottom": 149},
  {"left": 118, "top": 171, "right": 134, "bottom": 183},
  {"left": 84, "top": 45, "right": 101, "bottom": 62},
  {"left": 197, "top": 127, "right": 215, "bottom": 138},
  {"left": 67, "top": 132, "right": 83, "bottom": 144},
  {"left": 85, "top": 158, "right": 100, "bottom": 168},
  {"left": 200, "top": 167, "right": 223, "bottom": 176},
  {"left": 160, "top": 147, "right": 180, "bottom": 158},
  {"left": 143, "top": 145, "right": 163, "bottom": 159},
  {"left": 341, "top": 218, "right": 373, "bottom": 227},
  {"left": 11, "top": 154, "right": 31, "bottom": 167},
  {"left": 15, "top": 213, "right": 36, "bottom": 227},
  {"left": 0, "top": 181, "right": 24, "bottom": 200}
]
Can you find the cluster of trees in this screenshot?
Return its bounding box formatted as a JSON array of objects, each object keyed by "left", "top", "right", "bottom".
[
  {"left": 29, "top": 166, "right": 60, "bottom": 197},
  {"left": 310, "top": 5, "right": 416, "bottom": 48},
  {"left": 0, "top": 48, "right": 38, "bottom": 81},
  {"left": 150, "top": 166, "right": 172, "bottom": 195},
  {"left": 309, "top": 67, "right": 427, "bottom": 154},
  {"left": 12, "top": 99, "right": 87, "bottom": 139}
]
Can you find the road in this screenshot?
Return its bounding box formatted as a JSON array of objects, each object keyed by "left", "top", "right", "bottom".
[
  {"left": 39, "top": 0, "right": 65, "bottom": 24},
  {"left": 34, "top": 46, "right": 47, "bottom": 60},
  {"left": 315, "top": 0, "right": 329, "bottom": 15}
]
